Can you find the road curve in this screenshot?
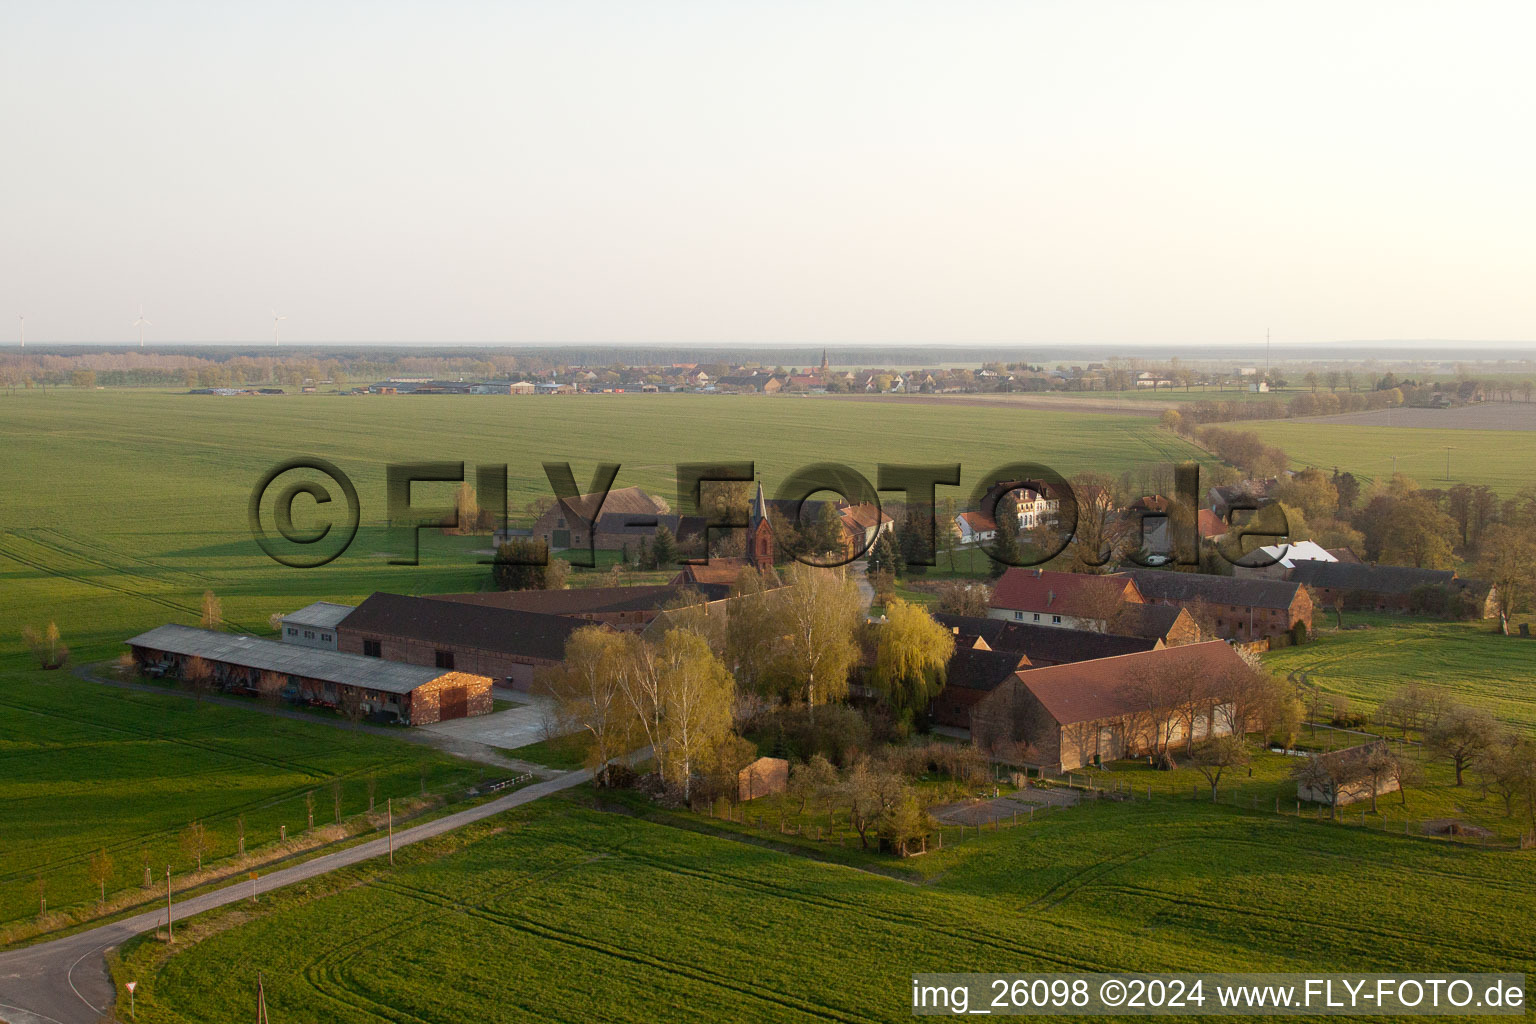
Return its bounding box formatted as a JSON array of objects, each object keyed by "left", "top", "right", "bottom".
[{"left": 0, "top": 768, "right": 594, "bottom": 1024}]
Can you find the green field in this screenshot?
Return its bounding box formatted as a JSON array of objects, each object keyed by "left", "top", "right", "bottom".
[
  {"left": 0, "top": 667, "right": 481, "bottom": 935},
  {"left": 0, "top": 389, "right": 1212, "bottom": 943},
  {"left": 0, "top": 389, "right": 1215, "bottom": 662},
  {"left": 1264, "top": 619, "right": 1536, "bottom": 732},
  {"left": 1245, "top": 419, "right": 1536, "bottom": 496},
  {"left": 113, "top": 794, "right": 1536, "bottom": 1023}
]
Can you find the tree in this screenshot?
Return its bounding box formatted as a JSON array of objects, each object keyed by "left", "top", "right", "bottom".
[
  {"left": 651, "top": 525, "right": 678, "bottom": 569},
  {"left": 1361, "top": 745, "right": 1403, "bottom": 814},
  {"left": 775, "top": 563, "right": 863, "bottom": 713},
  {"left": 654, "top": 628, "right": 736, "bottom": 802},
  {"left": 1191, "top": 736, "right": 1250, "bottom": 800},
  {"left": 71, "top": 369, "right": 97, "bottom": 389},
  {"left": 1474, "top": 523, "right": 1536, "bottom": 635},
  {"left": 183, "top": 655, "right": 215, "bottom": 701},
  {"left": 842, "top": 758, "right": 902, "bottom": 849},
  {"left": 724, "top": 567, "right": 785, "bottom": 698},
  {"left": 538, "top": 626, "right": 638, "bottom": 785},
  {"left": 452, "top": 482, "right": 482, "bottom": 535},
  {"left": 869, "top": 599, "right": 954, "bottom": 724},
  {"left": 789, "top": 754, "right": 839, "bottom": 815},
  {"left": 200, "top": 590, "right": 222, "bottom": 630},
  {"left": 1425, "top": 704, "right": 1498, "bottom": 786},
  {"left": 256, "top": 669, "right": 286, "bottom": 707},
  {"left": 545, "top": 557, "right": 572, "bottom": 591},
  {"left": 865, "top": 530, "right": 902, "bottom": 579},
  {"left": 179, "top": 821, "right": 211, "bottom": 872},
  {"left": 896, "top": 510, "right": 933, "bottom": 575},
  {"left": 87, "top": 848, "right": 114, "bottom": 907},
  {"left": 1474, "top": 731, "right": 1535, "bottom": 817},
  {"left": 1376, "top": 683, "right": 1449, "bottom": 740},
  {"left": 935, "top": 580, "right": 991, "bottom": 617},
  {"left": 936, "top": 496, "right": 961, "bottom": 572},
  {"left": 987, "top": 492, "right": 1023, "bottom": 578},
  {"left": 21, "top": 622, "right": 68, "bottom": 669},
  {"left": 1292, "top": 755, "right": 1341, "bottom": 819},
  {"left": 492, "top": 539, "right": 552, "bottom": 590},
  {"left": 1380, "top": 497, "right": 1458, "bottom": 569},
  {"left": 877, "top": 786, "right": 934, "bottom": 856}
]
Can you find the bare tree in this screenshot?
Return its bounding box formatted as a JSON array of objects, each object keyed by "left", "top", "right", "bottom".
[
  {"left": 200, "top": 590, "right": 222, "bottom": 630},
  {"left": 86, "top": 848, "right": 114, "bottom": 908},
  {"left": 1191, "top": 736, "right": 1251, "bottom": 800},
  {"left": 1292, "top": 755, "right": 1340, "bottom": 819},
  {"left": 332, "top": 779, "right": 343, "bottom": 823},
  {"left": 1377, "top": 683, "right": 1449, "bottom": 741},
  {"left": 1426, "top": 704, "right": 1498, "bottom": 786},
  {"left": 178, "top": 821, "right": 211, "bottom": 872},
  {"left": 1362, "top": 745, "right": 1403, "bottom": 814},
  {"left": 182, "top": 655, "right": 215, "bottom": 702}
]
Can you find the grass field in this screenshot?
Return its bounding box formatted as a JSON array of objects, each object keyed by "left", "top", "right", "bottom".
[
  {"left": 112, "top": 793, "right": 1536, "bottom": 1023},
  {"left": 1245, "top": 419, "right": 1536, "bottom": 496},
  {"left": 0, "top": 666, "right": 482, "bottom": 934},
  {"left": 1264, "top": 619, "right": 1536, "bottom": 732},
  {"left": 0, "top": 389, "right": 1215, "bottom": 662}
]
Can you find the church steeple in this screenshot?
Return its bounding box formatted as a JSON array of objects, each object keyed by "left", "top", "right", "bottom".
[
  {"left": 750, "top": 479, "right": 769, "bottom": 526},
  {"left": 820, "top": 348, "right": 828, "bottom": 372},
  {"left": 747, "top": 480, "right": 774, "bottom": 571}
]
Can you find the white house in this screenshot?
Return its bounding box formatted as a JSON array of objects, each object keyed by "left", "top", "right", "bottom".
[
  {"left": 279, "top": 601, "right": 355, "bottom": 651},
  {"left": 955, "top": 511, "right": 997, "bottom": 546}
]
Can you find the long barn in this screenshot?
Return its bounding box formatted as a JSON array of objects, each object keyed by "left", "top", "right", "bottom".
[{"left": 125, "top": 624, "right": 493, "bottom": 725}]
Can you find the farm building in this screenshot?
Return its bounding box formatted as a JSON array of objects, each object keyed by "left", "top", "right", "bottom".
[
  {"left": 336, "top": 592, "right": 582, "bottom": 692},
  {"left": 423, "top": 583, "right": 732, "bottom": 629},
  {"left": 925, "top": 647, "right": 1033, "bottom": 731},
  {"left": 933, "top": 613, "right": 1161, "bottom": 666},
  {"left": 278, "top": 600, "right": 354, "bottom": 650},
  {"left": 125, "top": 624, "right": 491, "bottom": 724},
  {"left": 989, "top": 568, "right": 1145, "bottom": 631},
  {"left": 1115, "top": 603, "right": 1204, "bottom": 646},
  {"left": 1296, "top": 742, "right": 1401, "bottom": 808},
  {"left": 1115, "top": 569, "right": 1312, "bottom": 643},
  {"left": 968, "top": 641, "right": 1252, "bottom": 772},
  {"left": 1285, "top": 561, "right": 1497, "bottom": 617},
  {"left": 528, "top": 486, "right": 669, "bottom": 552}
]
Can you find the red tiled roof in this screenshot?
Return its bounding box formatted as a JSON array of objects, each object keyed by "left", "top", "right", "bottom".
[
  {"left": 1196, "top": 509, "right": 1227, "bottom": 539},
  {"left": 990, "top": 568, "right": 1142, "bottom": 617},
  {"left": 958, "top": 511, "right": 997, "bottom": 532},
  {"left": 1019, "top": 641, "right": 1248, "bottom": 726}
]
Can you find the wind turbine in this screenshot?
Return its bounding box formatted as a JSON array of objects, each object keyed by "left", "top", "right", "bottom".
[
  {"left": 272, "top": 310, "right": 287, "bottom": 347},
  {"left": 133, "top": 306, "right": 151, "bottom": 348}
]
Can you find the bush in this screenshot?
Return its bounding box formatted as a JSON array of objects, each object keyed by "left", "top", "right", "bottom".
[
  {"left": 758, "top": 705, "right": 872, "bottom": 767},
  {"left": 883, "top": 741, "right": 989, "bottom": 786}
]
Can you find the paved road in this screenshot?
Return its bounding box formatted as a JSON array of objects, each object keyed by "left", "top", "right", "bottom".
[{"left": 0, "top": 768, "right": 593, "bottom": 1024}]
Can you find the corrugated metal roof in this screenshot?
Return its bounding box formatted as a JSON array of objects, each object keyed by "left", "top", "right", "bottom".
[
  {"left": 280, "top": 601, "right": 356, "bottom": 630},
  {"left": 125, "top": 624, "right": 455, "bottom": 694}
]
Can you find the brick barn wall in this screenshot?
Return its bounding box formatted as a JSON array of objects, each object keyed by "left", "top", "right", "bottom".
[{"left": 336, "top": 629, "right": 553, "bottom": 692}]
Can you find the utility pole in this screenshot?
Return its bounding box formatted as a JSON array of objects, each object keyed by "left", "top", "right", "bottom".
[
  {"left": 165, "top": 866, "right": 173, "bottom": 941},
  {"left": 387, "top": 797, "right": 394, "bottom": 865},
  {"left": 257, "top": 971, "right": 270, "bottom": 1024}
]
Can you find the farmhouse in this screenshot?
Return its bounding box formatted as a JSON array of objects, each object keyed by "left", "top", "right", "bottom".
[
  {"left": 125, "top": 624, "right": 492, "bottom": 724},
  {"left": 278, "top": 601, "right": 354, "bottom": 650},
  {"left": 933, "top": 613, "right": 1161, "bottom": 666},
  {"left": 989, "top": 568, "right": 1144, "bottom": 631},
  {"left": 336, "top": 592, "right": 582, "bottom": 692},
  {"left": 926, "top": 647, "right": 1032, "bottom": 731},
  {"left": 1232, "top": 539, "right": 1337, "bottom": 578},
  {"left": 529, "top": 486, "right": 668, "bottom": 552},
  {"left": 1296, "top": 741, "right": 1401, "bottom": 808},
  {"left": 1285, "top": 561, "right": 1497, "bottom": 617},
  {"left": 1115, "top": 569, "right": 1312, "bottom": 642},
  {"left": 954, "top": 510, "right": 997, "bottom": 546},
  {"left": 1114, "top": 603, "right": 1204, "bottom": 646},
  {"left": 969, "top": 641, "right": 1251, "bottom": 772}
]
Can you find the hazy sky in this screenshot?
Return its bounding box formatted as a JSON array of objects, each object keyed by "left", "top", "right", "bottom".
[{"left": 5, "top": 1, "right": 1536, "bottom": 346}]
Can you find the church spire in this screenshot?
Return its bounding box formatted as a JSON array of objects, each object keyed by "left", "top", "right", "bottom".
[{"left": 751, "top": 479, "right": 769, "bottom": 525}]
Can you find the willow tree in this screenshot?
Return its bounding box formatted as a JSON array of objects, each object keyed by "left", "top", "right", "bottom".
[{"left": 869, "top": 598, "right": 954, "bottom": 724}]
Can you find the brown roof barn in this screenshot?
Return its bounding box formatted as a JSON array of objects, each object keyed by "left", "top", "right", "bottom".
[
  {"left": 337, "top": 592, "right": 583, "bottom": 692},
  {"left": 970, "top": 641, "right": 1253, "bottom": 772}
]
